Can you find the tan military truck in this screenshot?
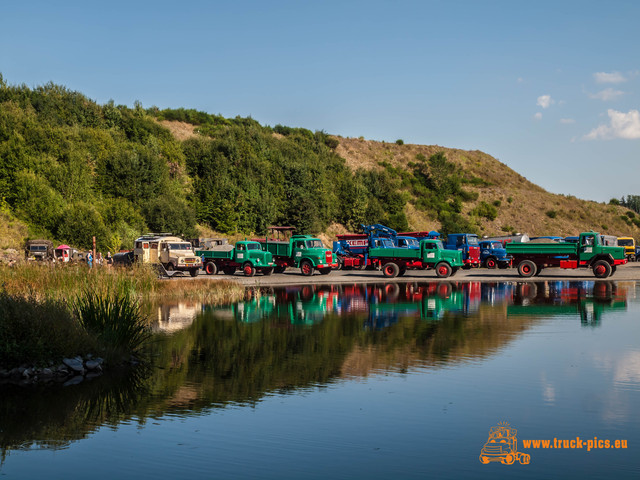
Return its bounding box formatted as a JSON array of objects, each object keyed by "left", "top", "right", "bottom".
[
  {"left": 24, "top": 239, "right": 54, "bottom": 262},
  {"left": 133, "top": 233, "right": 202, "bottom": 276}
]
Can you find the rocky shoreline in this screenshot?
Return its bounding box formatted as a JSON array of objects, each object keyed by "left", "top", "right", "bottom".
[{"left": 0, "top": 354, "right": 110, "bottom": 386}]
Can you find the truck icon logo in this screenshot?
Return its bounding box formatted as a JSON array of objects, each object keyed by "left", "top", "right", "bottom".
[{"left": 479, "top": 422, "right": 530, "bottom": 465}]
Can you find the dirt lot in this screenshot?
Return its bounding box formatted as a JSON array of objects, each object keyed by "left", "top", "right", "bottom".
[{"left": 188, "top": 262, "right": 640, "bottom": 287}]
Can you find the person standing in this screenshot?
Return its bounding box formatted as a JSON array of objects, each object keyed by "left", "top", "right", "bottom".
[{"left": 87, "top": 251, "right": 93, "bottom": 269}]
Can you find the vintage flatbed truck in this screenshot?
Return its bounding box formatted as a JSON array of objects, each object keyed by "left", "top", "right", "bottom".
[
  {"left": 506, "top": 231, "right": 627, "bottom": 278},
  {"left": 258, "top": 227, "right": 337, "bottom": 276},
  {"left": 370, "top": 238, "right": 464, "bottom": 278},
  {"left": 197, "top": 240, "right": 275, "bottom": 277}
]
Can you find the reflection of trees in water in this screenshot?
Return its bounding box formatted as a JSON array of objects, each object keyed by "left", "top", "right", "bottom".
[
  {"left": 0, "top": 365, "right": 150, "bottom": 460},
  {"left": 0, "top": 280, "right": 629, "bottom": 456}
]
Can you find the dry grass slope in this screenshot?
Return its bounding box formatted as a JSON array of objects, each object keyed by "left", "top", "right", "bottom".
[{"left": 334, "top": 136, "right": 640, "bottom": 238}]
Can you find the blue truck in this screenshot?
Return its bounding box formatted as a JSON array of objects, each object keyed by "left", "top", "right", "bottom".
[
  {"left": 443, "top": 233, "right": 481, "bottom": 269},
  {"left": 478, "top": 240, "right": 512, "bottom": 269}
]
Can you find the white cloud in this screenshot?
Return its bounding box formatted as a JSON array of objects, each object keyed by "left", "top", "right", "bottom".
[
  {"left": 533, "top": 112, "right": 543, "bottom": 120},
  {"left": 588, "top": 88, "right": 625, "bottom": 101},
  {"left": 560, "top": 118, "right": 575, "bottom": 124},
  {"left": 584, "top": 109, "right": 640, "bottom": 140},
  {"left": 537, "top": 95, "right": 554, "bottom": 109},
  {"left": 517, "top": 77, "right": 524, "bottom": 83},
  {"left": 594, "top": 71, "right": 627, "bottom": 84}
]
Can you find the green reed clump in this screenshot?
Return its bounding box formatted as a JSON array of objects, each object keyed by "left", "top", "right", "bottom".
[
  {"left": 74, "top": 290, "right": 151, "bottom": 360},
  {"left": 0, "top": 293, "right": 94, "bottom": 368}
]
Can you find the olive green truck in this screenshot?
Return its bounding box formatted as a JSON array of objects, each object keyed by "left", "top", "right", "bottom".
[
  {"left": 197, "top": 240, "right": 275, "bottom": 277},
  {"left": 371, "top": 238, "right": 464, "bottom": 278},
  {"left": 259, "top": 234, "right": 338, "bottom": 276},
  {"left": 506, "top": 231, "right": 627, "bottom": 278}
]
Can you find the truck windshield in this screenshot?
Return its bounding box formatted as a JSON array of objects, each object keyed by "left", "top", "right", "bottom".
[
  {"left": 490, "top": 242, "right": 503, "bottom": 249},
  {"left": 433, "top": 240, "right": 444, "bottom": 249},
  {"left": 618, "top": 239, "right": 633, "bottom": 246},
  {"left": 169, "top": 243, "right": 192, "bottom": 250},
  {"left": 246, "top": 243, "right": 261, "bottom": 250},
  {"left": 30, "top": 246, "right": 47, "bottom": 251},
  {"left": 305, "top": 240, "right": 323, "bottom": 249},
  {"left": 379, "top": 239, "right": 395, "bottom": 248},
  {"left": 402, "top": 238, "right": 419, "bottom": 247},
  {"left": 468, "top": 236, "right": 479, "bottom": 245}
]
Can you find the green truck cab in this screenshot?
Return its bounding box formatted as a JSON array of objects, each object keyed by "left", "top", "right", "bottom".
[
  {"left": 506, "top": 231, "right": 627, "bottom": 278},
  {"left": 197, "top": 240, "right": 275, "bottom": 277},
  {"left": 259, "top": 234, "right": 337, "bottom": 276},
  {"left": 370, "top": 238, "right": 464, "bottom": 278}
]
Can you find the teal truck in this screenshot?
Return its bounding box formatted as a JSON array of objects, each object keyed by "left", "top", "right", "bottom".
[
  {"left": 259, "top": 229, "right": 337, "bottom": 276},
  {"left": 506, "top": 231, "right": 627, "bottom": 278},
  {"left": 197, "top": 240, "right": 275, "bottom": 277},
  {"left": 370, "top": 238, "right": 464, "bottom": 278}
]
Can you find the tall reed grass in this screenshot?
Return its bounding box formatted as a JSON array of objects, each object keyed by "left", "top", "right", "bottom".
[{"left": 74, "top": 290, "right": 151, "bottom": 359}]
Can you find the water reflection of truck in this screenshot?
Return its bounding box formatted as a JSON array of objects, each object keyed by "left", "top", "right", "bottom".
[
  {"left": 134, "top": 234, "right": 202, "bottom": 276},
  {"left": 508, "top": 281, "right": 627, "bottom": 326}
]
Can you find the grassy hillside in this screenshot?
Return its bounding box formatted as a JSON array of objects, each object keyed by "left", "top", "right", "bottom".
[{"left": 0, "top": 76, "right": 638, "bottom": 257}]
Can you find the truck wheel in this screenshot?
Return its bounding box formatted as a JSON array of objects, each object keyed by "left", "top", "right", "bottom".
[
  {"left": 205, "top": 262, "right": 217, "bottom": 275},
  {"left": 517, "top": 260, "right": 537, "bottom": 278},
  {"left": 262, "top": 267, "right": 274, "bottom": 276},
  {"left": 435, "top": 262, "right": 452, "bottom": 278},
  {"left": 485, "top": 257, "right": 497, "bottom": 269},
  {"left": 243, "top": 262, "right": 256, "bottom": 277},
  {"left": 610, "top": 265, "right": 616, "bottom": 276},
  {"left": 223, "top": 266, "right": 236, "bottom": 275},
  {"left": 189, "top": 268, "right": 199, "bottom": 277},
  {"left": 382, "top": 262, "right": 399, "bottom": 278},
  {"left": 592, "top": 260, "right": 611, "bottom": 278},
  {"left": 398, "top": 267, "right": 407, "bottom": 276},
  {"left": 503, "top": 453, "right": 515, "bottom": 465},
  {"left": 479, "top": 455, "right": 490, "bottom": 465},
  {"left": 319, "top": 267, "right": 332, "bottom": 275},
  {"left": 300, "top": 260, "right": 314, "bottom": 276},
  {"left": 449, "top": 267, "right": 459, "bottom": 277},
  {"left": 534, "top": 266, "right": 544, "bottom": 276},
  {"left": 165, "top": 263, "right": 175, "bottom": 272},
  {"left": 274, "top": 265, "right": 287, "bottom": 274}
]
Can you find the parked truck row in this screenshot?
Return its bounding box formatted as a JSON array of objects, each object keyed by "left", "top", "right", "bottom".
[{"left": 21, "top": 225, "right": 635, "bottom": 280}]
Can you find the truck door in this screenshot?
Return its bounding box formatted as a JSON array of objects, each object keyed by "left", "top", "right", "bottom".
[{"left": 580, "top": 234, "right": 596, "bottom": 257}]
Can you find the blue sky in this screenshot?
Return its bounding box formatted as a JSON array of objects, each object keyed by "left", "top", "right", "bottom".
[{"left": 1, "top": 0, "right": 638, "bottom": 203}]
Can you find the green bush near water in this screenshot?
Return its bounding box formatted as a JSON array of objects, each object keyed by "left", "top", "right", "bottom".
[{"left": 0, "top": 290, "right": 150, "bottom": 368}]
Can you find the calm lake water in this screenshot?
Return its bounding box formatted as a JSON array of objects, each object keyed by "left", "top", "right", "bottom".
[{"left": 1, "top": 280, "right": 639, "bottom": 479}]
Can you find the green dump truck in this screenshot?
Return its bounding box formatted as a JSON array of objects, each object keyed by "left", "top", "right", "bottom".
[
  {"left": 370, "top": 238, "right": 464, "bottom": 278},
  {"left": 258, "top": 227, "right": 337, "bottom": 276},
  {"left": 196, "top": 240, "right": 275, "bottom": 277},
  {"left": 506, "top": 231, "right": 627, "bottom": 278}
]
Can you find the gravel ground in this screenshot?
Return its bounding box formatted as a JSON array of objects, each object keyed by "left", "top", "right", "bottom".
[{"left": 179, "top": 261, "right": 640, "bottom": 287}]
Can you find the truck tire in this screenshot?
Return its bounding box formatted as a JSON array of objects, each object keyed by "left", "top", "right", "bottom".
[
  {"left": 243, "top": 262, "right": 256, "bottom": 277},
  {"left": 517, "top": 260, "right": 537, "bottom": 278},
  {"left": 485, "top": 257, "right": 497, "bottom": 269},
  {"left": 449, "top": 267, "right": 459, "bottom": 277},
  {"left": 610, "top": 265, "right": 616, "bottom": 276},
  {"left": 435, "top": 262, "right": 452, "bottom": 278},
  {"left": 592, "top": 260, "right": 611, "bottom": 278},
  {"left": 223, "top": 266, "right": 236, "bottom": 275},
  {"left": 205, "top": 261, "right": 217, "bottom": 275},
  {"left": 382, "top": 262, "right": 400, "bottom": 278},
  {"left": 165, "top": 263, "right": 175, "bottom": 272},
  {"left": 274, "top": 265, "right": 287, "bottom": 274},
  {"left": 398, "top": 267, "right": 407, "bottom": 276},
  {"left": 262, "top": 267, "right": 274, "bottom": 276},
  {"left": 300, "top": 260, "right": 314, "bottom": 276},
  {"left": 318, "top": 267, "right": 332, "bottom": 275},
  {"left": 189, "top": 268, "right": 199, "bottom": 277}
]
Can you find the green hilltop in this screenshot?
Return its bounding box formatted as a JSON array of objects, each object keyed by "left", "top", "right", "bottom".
[{"left": 0, "top": 76, "right": 638, "bottom": 252}]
